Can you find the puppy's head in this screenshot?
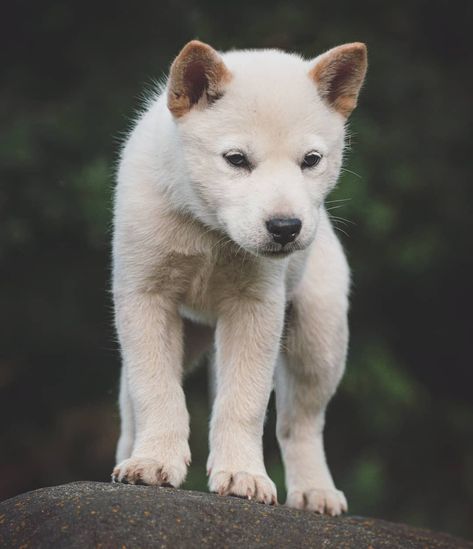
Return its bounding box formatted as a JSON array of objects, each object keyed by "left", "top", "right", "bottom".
[{"left": 167, "top": 40, "right": 367, "bottom": 257}]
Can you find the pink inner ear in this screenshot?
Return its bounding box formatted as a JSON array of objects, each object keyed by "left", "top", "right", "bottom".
[{"left": 184, "top": 61, "right": 208, "bottom": 106}]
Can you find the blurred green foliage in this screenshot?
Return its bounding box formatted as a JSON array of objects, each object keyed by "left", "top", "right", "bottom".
[{"left": 1, "top": 0, "right": 472, "bottom": 539}]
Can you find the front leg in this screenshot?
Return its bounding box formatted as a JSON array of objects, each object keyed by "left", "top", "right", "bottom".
[
  {"left": 208, "top": 288, "right": 285, "bottom": 504},
  {"left": 276, "top": 227, "right": 350, "bottom": 515},
  {"left": 112, "top": 292, "right": 191, "bottom": 487}
]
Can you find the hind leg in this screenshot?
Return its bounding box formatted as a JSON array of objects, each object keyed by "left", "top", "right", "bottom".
[
  {"left": 275, "top": 227, "right": 350, "bottom": 515},
  {"left": 115, "top": 366, "right": 135, "bottom": 463},
  {"left": 182, "top": 318, "right": 215, "bottom": 373}
]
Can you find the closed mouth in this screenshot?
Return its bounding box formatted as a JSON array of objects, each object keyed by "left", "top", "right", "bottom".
[
  {"left": 258, "top": 242, "right": 303, "bottom": 257},
  {"left": 260, "top": 249, "right": 292, "bottom": 257}
]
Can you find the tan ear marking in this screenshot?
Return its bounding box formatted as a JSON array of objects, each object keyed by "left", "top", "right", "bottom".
[
  {"left": 309, "top": 42, "right": 367, "bottom": 118},
  {"left": 167, "top": 40, "right": 232, "bottom": 118}
]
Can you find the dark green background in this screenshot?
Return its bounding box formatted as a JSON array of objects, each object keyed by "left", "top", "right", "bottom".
[{"left": 1, "top": 0, "right": 472, "bottom": 539}]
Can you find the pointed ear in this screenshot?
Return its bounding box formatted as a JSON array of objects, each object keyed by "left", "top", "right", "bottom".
[
  {"left": 167, "top": 40, "right": 232, "bottom": 118},
  {"left": 309, "top": 42, "right": 367, "bottom": 118}
]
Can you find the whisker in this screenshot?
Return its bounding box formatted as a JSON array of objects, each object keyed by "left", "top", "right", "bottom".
[
  {"left": 332, "top": 225, "right": 350, "bottom": 238},
  {"left": 326, "top": 204, "right": 348, "bottom": 212},
  {"left": 325, "top": 197, "right": 352, "bottom": 204},
  {"left": 340, "top": 167, "right": 362, "bottom": 179},
  {"left": 329, "top": 215, "right": 356, "bottom": 226}
]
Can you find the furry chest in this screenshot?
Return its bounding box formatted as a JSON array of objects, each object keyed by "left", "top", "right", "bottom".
[{"left": 180, "top": 254, "right": 218, "bottom": 316}]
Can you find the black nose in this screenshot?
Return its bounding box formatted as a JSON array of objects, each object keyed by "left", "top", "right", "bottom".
[{"left": 266, "top": 217, "right": 302, "bottom": 246}]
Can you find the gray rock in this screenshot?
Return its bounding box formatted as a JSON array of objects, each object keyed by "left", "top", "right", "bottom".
[{"left": 0, "top": 481, "right": 470, "bottom": 548}]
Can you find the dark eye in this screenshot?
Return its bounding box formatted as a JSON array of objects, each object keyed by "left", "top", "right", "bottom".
[
  {"left": 224, "top": 151, "right": 250, "bottom": 169},
  {"left": 302, "top": 151, "right": 322, "bottom": 169}
]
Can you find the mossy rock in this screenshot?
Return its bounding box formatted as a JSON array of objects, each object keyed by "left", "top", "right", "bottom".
[{"left": 0, "top": 481, "right": 470, "bottom": 548}]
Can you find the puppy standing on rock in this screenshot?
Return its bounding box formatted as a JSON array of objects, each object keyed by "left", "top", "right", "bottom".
[{"left": 112, "top": 40, "right": 367, "bottom": 516}]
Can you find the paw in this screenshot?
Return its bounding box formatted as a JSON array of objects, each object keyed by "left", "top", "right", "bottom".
[
  {"left": 286, "top": 488, "right": 347, "bottom": 516},
  {"left": 112, "top": 456, "right": 188, "bottom": 487},
  {"left": 209, "top": 470, "right": 277, "bottom": 505}
]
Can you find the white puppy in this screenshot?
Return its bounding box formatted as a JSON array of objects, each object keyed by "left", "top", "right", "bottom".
[{"left": 112, "top": 40, "right": 367, "bottom": 516}]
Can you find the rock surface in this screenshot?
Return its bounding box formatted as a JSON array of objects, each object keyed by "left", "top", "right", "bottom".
[{"left": 0, "top": 481, "right": 470, "bottom": 548}]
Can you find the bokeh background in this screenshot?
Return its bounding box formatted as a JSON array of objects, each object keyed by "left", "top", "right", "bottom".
[{"left": 1, "top": 0, "right": 472, "bottom": 539}]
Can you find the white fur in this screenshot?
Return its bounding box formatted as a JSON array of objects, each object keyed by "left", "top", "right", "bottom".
[{"left": 112, "top": 44, "right": 360, "bottom": 515}]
